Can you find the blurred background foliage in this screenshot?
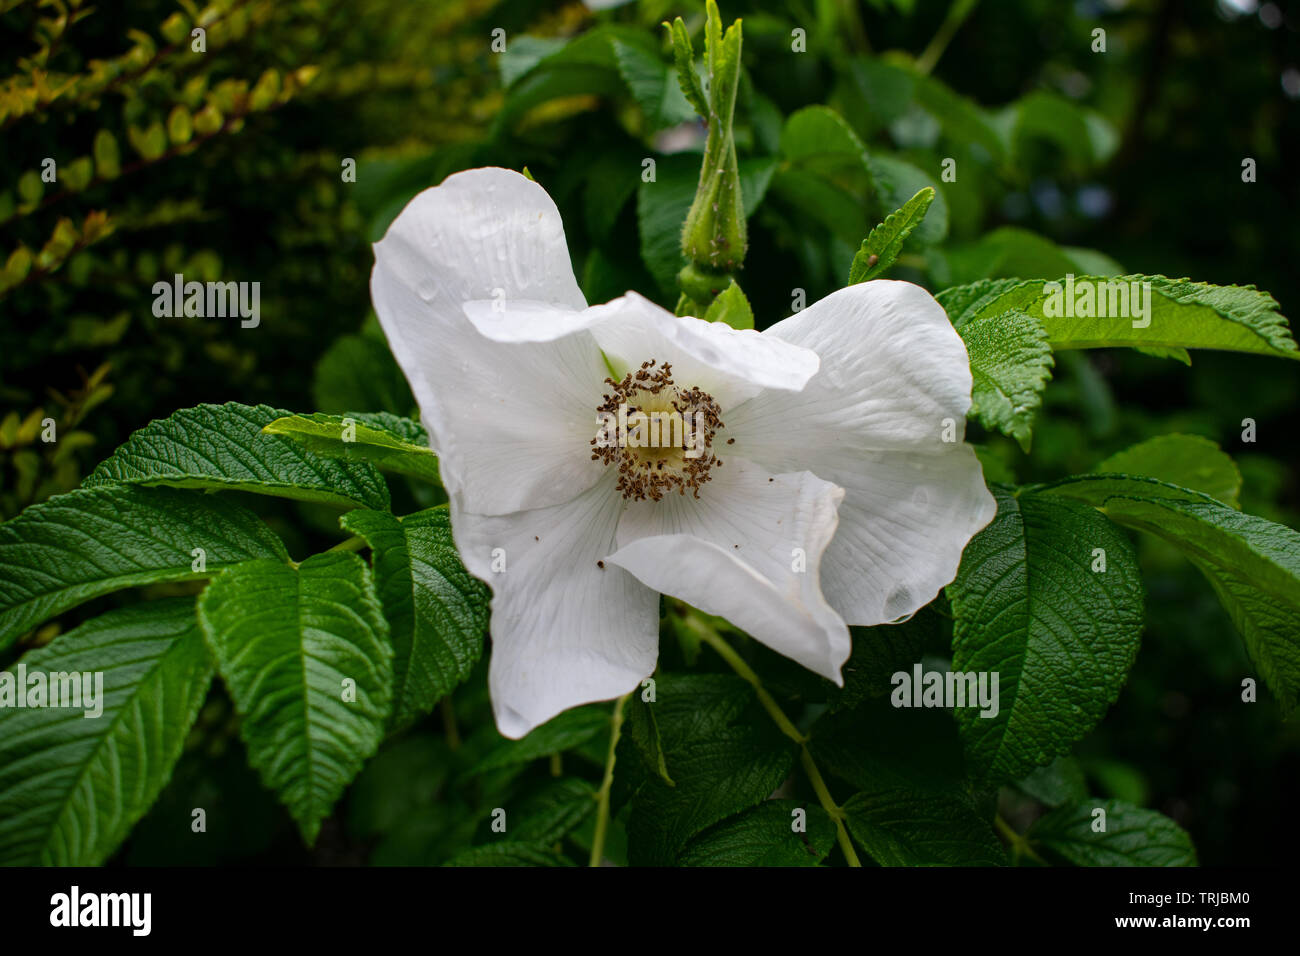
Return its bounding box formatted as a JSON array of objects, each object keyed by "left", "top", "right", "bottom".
[{"left": 2, "top": 0, "right": 1297, "bottom": 864}]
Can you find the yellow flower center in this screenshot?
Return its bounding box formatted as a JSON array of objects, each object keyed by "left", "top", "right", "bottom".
[{"left": 591, "top": 360, "right": 725, "bottom": 501}]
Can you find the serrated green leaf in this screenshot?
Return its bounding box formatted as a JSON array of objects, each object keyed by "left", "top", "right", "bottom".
[
  {"left": 959, "top": 308, "right": 1055, "bottom": 451},
  {"left": 1015, "top": 756, "right": 1089, "bottom": 808},
  {"left": 340, "top": 508, "right": 487, "bottom": 730},
  {"left": 772, "top": 106, "right": 878, "bottom": 246},
  {"left": 469, "top": 704, "right": 609, "bottom": 775},
  {"left": 1041, "top": 476, "right": 1300, "bottom": 713},
  {"left": 508, "top": 777, "right": 596, "bottom": 845},
  {"left": 665, "top": 17, "right": 707, "bottom": 118},
  {"left": 947, "top": 486, "right": 1145, "bottom": 785},
  {"left": 443, "top": 842, "right": 573, "bottom": 867},
  {"left": 84, "top": 402, "right": 390, "bottom": 509},
  {"left": 677, "top": 800, "right": 835, "bottom": 866},
  {"left": 0, "top": 486, "right": 286, "bottom": 654},
  {"left": 830, "top": 609, "right": 940, "bottom": 712},
  {"left": 622, "top": 674, "right": 796, "bottom": 866},
  {"left": 1095, "top": 435, "right": 1241, "bottom": 507},
  {"left": 493, "top": 26, "right": 650, "bottom": 133},
  {"left": 868, "top": 154, "right": 948, "bottom": 245},
  {"left": 623, "top": 690, "right": 673, "bottom": 786},
  {"left": 848, "top": 186, "right": 935, "bottom": 283},
  {"left": 1028, "top": 799, "right": 1197, "bottom": 866},
  {"left": 842, "top": 774, "right": 1006, "bottom": 866},
  {"left": 938, "top": 275, "right": 1297, "bottom": 360},
  {"left": 0, "top": 598, "right": 213, "bottom": 865},
  {"left": 812, "top": 695, "right": 969, "bottom": 796},
  {"left": 198, "top": 552, "right": 392, "bottom": 844},
  {"left": 264, "top": 412, "right": 440, "bottom": 484},
  {"left": 702, "top": 279, "right": 754, "bottom": 329},
  {"left": 611, "top": 38, "right": 695, "bottom": 131}
]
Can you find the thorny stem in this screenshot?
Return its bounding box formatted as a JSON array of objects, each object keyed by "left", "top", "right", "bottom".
[
  {"left": 687, "top": 616, "right": 862, "bottom": 867},
  {"left": 589, "top": 692, "right": 630, "bottom": 867}
]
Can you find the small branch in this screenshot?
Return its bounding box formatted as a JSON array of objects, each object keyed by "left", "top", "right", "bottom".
[
  {"left": 589, "top": 692, "right": 629, "bottom": 867},
  {"left": 440, "top": 695, "right": 460, "bottom": 752},
  {"left": 326, "top": 535, "right": 367, "bottom": 553},
  {"left": 915, "top": 0, "right": 978, "bottom": 77},
  {"left": 687, "top": 616, "right": 861, "bottom": 867}
]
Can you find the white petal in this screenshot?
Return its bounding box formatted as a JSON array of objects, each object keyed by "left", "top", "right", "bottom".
[
  {"left": 466, "top": 292, "right": 820, "bottom": 407},
  {"left": 727, "top": 280, "right": 973, "bottom": 461},
  {"left": 799, "top": 444, "right": 996, "bottom": 625},
  {"left": 724, "top": 280, "right": 996, "bottom": 625},
  {"left": 592, "top": 294, "right": 820, "bottom": 406},
  {"left": 607, "top": 458, "right": 850, "bottom": 682},
  {"left": 371, "top": 168, "right": 609, "bottom": 515},
  {"left": 452, "top": 472, "right": 660, "bottom": 738}
]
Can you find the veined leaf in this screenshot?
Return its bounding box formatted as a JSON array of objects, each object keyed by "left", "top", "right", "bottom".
[
  {"left": 264, "top": 412, "right": 440, "bottom": 484},
  {"left": 774, "top": 106, "right": 879, "bottom": 245},
  {"left": 937, "top": 275, "right": 1297, "bottom": 360},
  {"left": 611, "top": 38, "right": 696, "bottom": 131},
  {"left": 1028, "top": 798, "right": 1197, "bottom": 866},
  {"left": 868, "top": 155, "right": 948, "bottom": 245},
  {"left": 677, "top": 800, "right": 835, "bottom": 867},
  {"left": 84, "top": 402, "right": 390, "bottom": 510},
  {"left": 0, "top": 486, "right": 287, "bottom": 654},
  {"left": 842, "top": 775, "right": 1006, "bottom": 866},
  {"left": 508, "top": 777, "right": 596, "bottom": 846},
  {"left": 1095, "top": 435, "right": 1241, "bottom": 507},
  {"left": 623, "top": 691, "right": 674, "bottom": 786},
  {"left": 621, "top": 674, "right": 795, "bottom": 866},
  {"left": 947, "top": 485, "right": 1145, "bottom": 785},
  {"left": 340, "top": 508, "right": 487, "bottom": 730},
  {"left": 665, "top": 16, "right": 707, "bottom": 118},
  {"left": 468, "top": 704, "right": 609, "bottom": 775},
  {"left": 443, "top": 843, "right": 573, "bottom": 867},
  {"left": 702, "top": 279, "right": 754, "bottom": 330},
  {"left": 848, "top": 186, "right": 935, "bottom": 284},
  {"left": 959, "top": 308, "right": 1055, "bottom": 451},
  {"left": 0, "top": 598, "right": 213, "bottom": 865},
  {"left": 198, "top": 552, "right": 392, "bottom": 844},
  {"left": 1015, "top": 756, "right": 1089, "bottom": 809},
  {"left": 1041, "top": 475, "right": 1300, "bottom": 713}
]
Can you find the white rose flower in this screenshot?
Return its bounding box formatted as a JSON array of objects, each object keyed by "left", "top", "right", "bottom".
[{"left": 371, "top": 167, "right": 996, "bottom": 738}]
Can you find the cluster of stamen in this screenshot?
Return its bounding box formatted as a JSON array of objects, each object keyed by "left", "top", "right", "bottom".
[{"left": 590, "top": 360, "right": 724, "bottom": 501}]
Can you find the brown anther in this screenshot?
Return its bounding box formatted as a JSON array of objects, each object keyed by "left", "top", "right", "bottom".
[{"left": 590, "top": 359, "right": 726, "bottom": 502}]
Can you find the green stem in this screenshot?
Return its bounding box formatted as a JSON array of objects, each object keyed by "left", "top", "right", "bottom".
[
  {"left": 440, "top": 695, "right": 460, "bottom": 751},
  {"left": 327, "top": 535, "right": 367, "bottom": 554},
  {"left": 995, "top": 813, "right": 1047, "bottom": 865},
  {"left": 915, "top": 0, "right": 978, "bottom": 76},
  {"left": 589, "top": 693, "right": 629, "bottom": 867},
  {"left": 688, "top": 617, "right": 861, "bottom": 867}
]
